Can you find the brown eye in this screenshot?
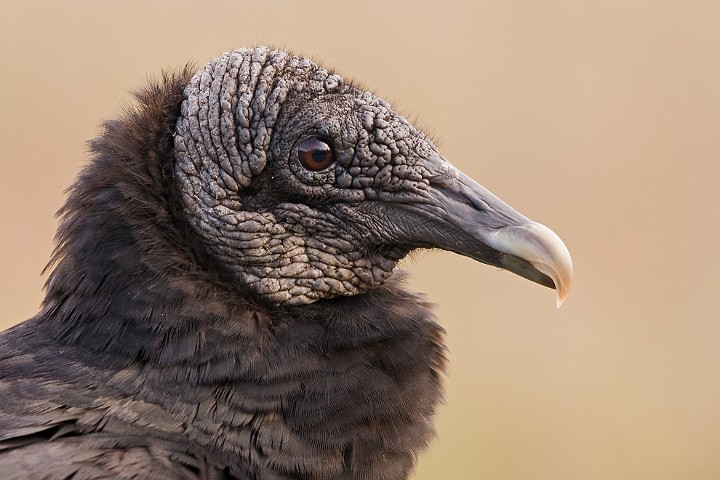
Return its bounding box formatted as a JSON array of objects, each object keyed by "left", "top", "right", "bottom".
[{"left": 298, "top": 137, "right": 335, "bottom": 171}]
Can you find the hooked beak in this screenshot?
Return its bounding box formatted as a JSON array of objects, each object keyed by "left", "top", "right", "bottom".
[{"left": 387, "top": 160, "right": 573, "bottom": 307}]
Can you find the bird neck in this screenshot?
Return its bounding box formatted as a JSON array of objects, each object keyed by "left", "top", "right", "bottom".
[{"left": 31, "top": 273, "right": 446, "bottom": 477}]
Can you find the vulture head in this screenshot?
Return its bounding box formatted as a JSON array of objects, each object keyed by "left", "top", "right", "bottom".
[{"left": 172, "top": 47, "right": 571, "bottom": 307}]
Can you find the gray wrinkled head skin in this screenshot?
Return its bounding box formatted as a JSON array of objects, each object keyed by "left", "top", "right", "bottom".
[{"left": 174, "top": 46, "right": 442, "bottom": 305}]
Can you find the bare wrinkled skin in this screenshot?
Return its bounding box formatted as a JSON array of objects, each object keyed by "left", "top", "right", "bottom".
[{"left": 175, "top": 47, "right": 439, "bottom": 304}]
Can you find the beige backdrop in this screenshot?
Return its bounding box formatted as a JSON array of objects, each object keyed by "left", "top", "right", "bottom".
[{"left": 1, "top": 1, "right": 719, "bottom": 479}]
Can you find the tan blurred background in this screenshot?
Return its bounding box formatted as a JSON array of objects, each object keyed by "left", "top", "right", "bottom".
[{"left": 1, "top": 1, "right": 719, "bottom": 479}]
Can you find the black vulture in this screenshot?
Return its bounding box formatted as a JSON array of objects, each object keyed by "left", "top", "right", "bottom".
[{"left": 0, "top": 47, "right": 572, "bottom": 479}]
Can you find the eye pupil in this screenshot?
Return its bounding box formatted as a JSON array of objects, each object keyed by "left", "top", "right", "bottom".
[
  {"left": 312, "top": 149, "right": 328, "bottom": 163},
  {"left": 298, "top": 137, "right": 335, "bottom": 171}
]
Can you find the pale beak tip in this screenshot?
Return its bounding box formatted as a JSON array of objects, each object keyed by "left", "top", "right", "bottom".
[
  {"left": 487, "top": 221, "right": 573, "bottom": 308},
  {"left": 556, "top": 282, "right": 570, "bottom": 308},
  {"left": 519, "top": 221, "right": 572, "bottom": 309}
]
